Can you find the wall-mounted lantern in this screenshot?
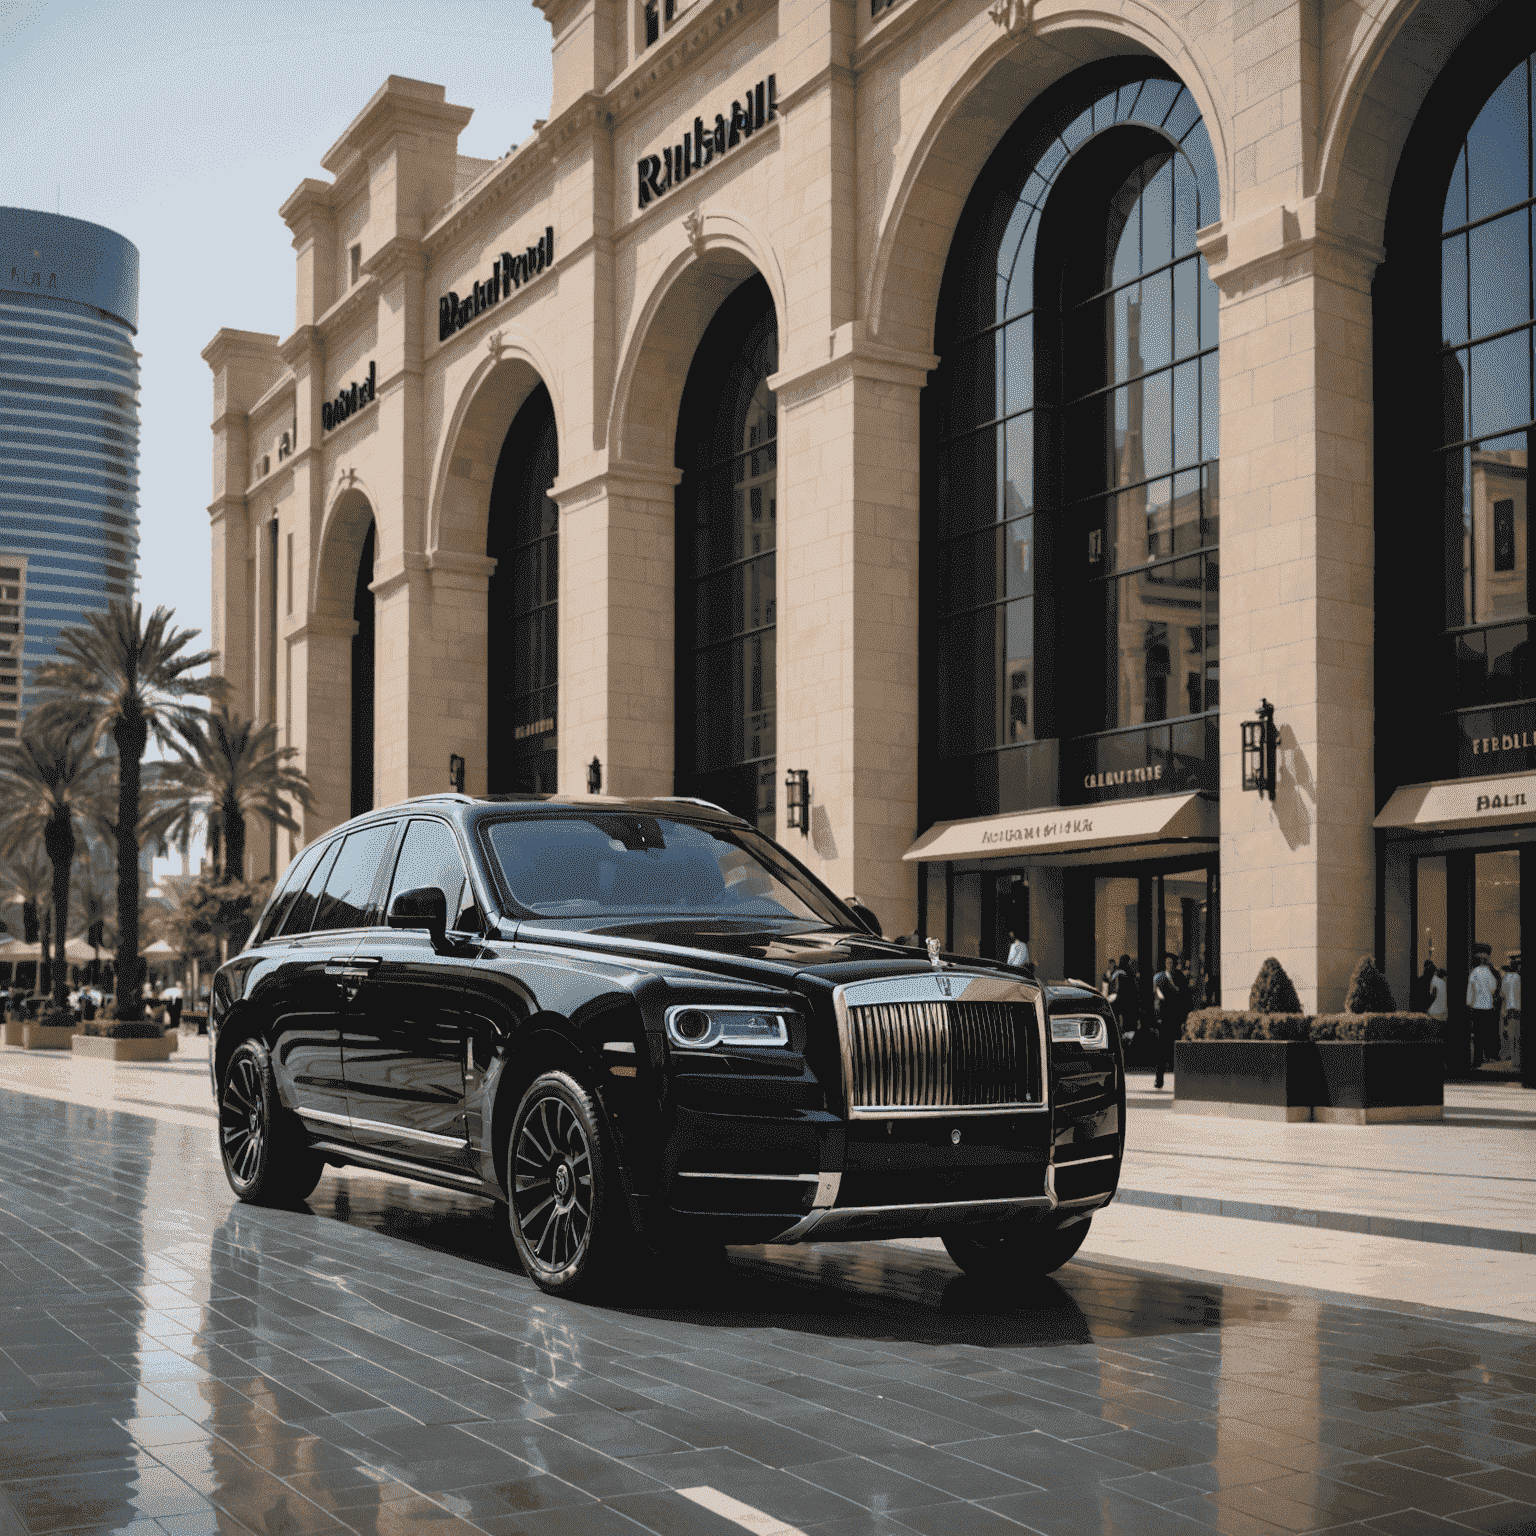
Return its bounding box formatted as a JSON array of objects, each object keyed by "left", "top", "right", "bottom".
[
  {"left": 784, "top": 768, "right": 810, "bottom": 835},
  {"left": 449, "top": 754, "right": 466, "bottom": 794},
  {"left": 1241, "top": 699, "right": 1277, "bottom": 800},
  {"left": 587, "top": 756, "right": 603, "bottom": 794}
]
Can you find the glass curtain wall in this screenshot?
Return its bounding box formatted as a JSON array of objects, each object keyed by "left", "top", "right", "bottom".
[
  {"left": 923, "top": 67, "right": 1219, "bottom": 823},
  {"left": 1440, "top": 53, "right": 1536, "bottom": 752},
  {"left": 487, "top": 384, "right": 559, "bottom": 794},
  {"left": 675, "top": 276, "right": 779, "bottom": 835}
]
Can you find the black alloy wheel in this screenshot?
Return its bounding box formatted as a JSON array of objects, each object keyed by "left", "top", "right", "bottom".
[
  {"left": 218, "top": 1038, "right": 324, "bottom": 1204},
  {"left": 508, "top": 1071, "right": 630, "bottom": 1297},
  {"left": 942, "top": 1214, "right": 1092, "bottom": 1281}
]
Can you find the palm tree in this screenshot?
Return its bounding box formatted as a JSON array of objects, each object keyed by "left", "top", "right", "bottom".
[
  {"left": 0, "top": 842, "right": 51, "bottom": 995},
  {"left": 0, "top": 722, "right": 111, "bottom": 1010},
  {"left": 31, "top": 601, "right": 220, "bottom": 1020},
  {"left": 157, "top": 706, "right": 314, "bottom": 885}
]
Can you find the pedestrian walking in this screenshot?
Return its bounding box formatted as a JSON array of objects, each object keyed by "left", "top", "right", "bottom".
[
  {"left": 1411, "top": 956, "right": 1437, "bottom": 1014},
  {"left": 1006, "top": 930, "right": 1030, "bottom": 968},
  {"left": 1106, "top": 953, "right": 1139, "bottom": 1057},
  {"left": 1468, "top": 946, "right": 1501, "bottom": 1068},
  {"left": 1501, "top": 955, "right": 1520, "bottom": 1066},
  {"left": 1151, "top": 953, "right": 1190, "bottom": 1090}
]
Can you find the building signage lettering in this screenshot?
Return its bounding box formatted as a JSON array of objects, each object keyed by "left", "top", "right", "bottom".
[
  {"left": 438, "top": 228, "right": 555, "bottom": 342},
  {"left": 1476, "top": 791, "right": 1527, "bottom": 812},
  {"left": 1471, "top": 730, "right": 1536, "bottom": 756},
  {"left": 637, "top": 76, "right": 777, "bottom": 209},
  {"left": 322, "top": 361, "right": 375, "bottom": 432},
  {"left": 978, "top": 817, "right": 1094, "bottom": 848},
  {"left": 1083, "top": 764, "right": 1163, "bottom": 790}
]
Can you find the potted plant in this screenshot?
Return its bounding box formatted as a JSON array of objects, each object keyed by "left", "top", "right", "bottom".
[
  {"left": 72, "top": 1014, "right": 178, "bottom": 1062},
  {"left": 1174, "top": 958, "right": 1317, "bottom": 1119},
  {"left": 1310, "top": 957, "right": 1442, "bottom": 1123},
  {"left": 22, "top": 1003, "right": 81, "bottom": 1050}
]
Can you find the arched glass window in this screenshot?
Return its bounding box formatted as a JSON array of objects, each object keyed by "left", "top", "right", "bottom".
[
  {"left": 675, "top": 276, "right": 778, "bottom": 835},
  {"left": 1440, "top": 53, "right": 1535, "bottom": 708},
  {"left": 350, "top": 521, "right": 375, "bottom": 817},
  {"left": 487, "top": 384, "right": 559, "bottom": 794},
  {"left": 924, "top": 68, "right": 1219, "bottom": 822}
]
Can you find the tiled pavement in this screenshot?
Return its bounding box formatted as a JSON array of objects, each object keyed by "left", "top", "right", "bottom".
[{"left": 2, "top": 1086, "right": 1536, "bottom": 1535}]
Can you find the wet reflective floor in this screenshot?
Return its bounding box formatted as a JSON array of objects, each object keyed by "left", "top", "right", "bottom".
[{"left": 1, "top": 1090, "right": 1535, "bottom": 1536}]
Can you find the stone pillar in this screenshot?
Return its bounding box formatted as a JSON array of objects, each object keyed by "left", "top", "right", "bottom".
[
  {"left": 285, "top": 614, "right": 355, "bottom": 843},
  {"left": 553, "top": 461, "right": 681, "bottom": 799},
  {"left": 771, "top": 327, "right": 934, "bottom": 935},
  {"left": 1205, "top": 201, "right": 1381, "bottom": 1012},
  {"left": 1028, "top": 863, "right": 1066, "bottom": 982}
]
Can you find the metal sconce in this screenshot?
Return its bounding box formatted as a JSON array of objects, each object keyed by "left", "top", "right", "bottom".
[
  {"left": 784, "top": 768, "right": 810, "bottom": 835},
  {"left": 449, "top": 754, "right": 466, "bottom": 794},
  {"left": 1241, "top": 699, "right": 1277, "bottom": 800},
  {"left": 587, "top": 756, "right": 603, "bottom": 794}
]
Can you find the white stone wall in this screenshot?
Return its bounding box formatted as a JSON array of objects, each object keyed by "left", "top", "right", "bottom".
[{"left": 206, "top": 0, "right": 1510, "bottom": 1006}]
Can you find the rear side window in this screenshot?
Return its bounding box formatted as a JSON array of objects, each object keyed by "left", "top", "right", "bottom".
[
  {"left": 279, "top": 840, "right": 340, "bottom": 937},
  {"left": 311, "top": 822, "right": 397, "bottom": 932},
  {"left": 385, "top": 819, "right": 477, "bottom": 930},
  {"left": 252, "top": 841, "right": 327, "bottom": 946}
]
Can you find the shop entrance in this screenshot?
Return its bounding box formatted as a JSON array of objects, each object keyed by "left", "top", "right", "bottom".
[{"left": 1412, "top": 843, "right": 1532, "bottom": 1070}]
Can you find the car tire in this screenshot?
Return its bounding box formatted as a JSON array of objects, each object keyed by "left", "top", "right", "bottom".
[
  {"left": 218, "top": 1038, "right": 325, "bottom": 1205},
  {"left": 942, "top": 1215, "right": 1091, "bottom": 1281},
  {"left": 507, "top": 1071, "right": 633, "bottom": 1298}
]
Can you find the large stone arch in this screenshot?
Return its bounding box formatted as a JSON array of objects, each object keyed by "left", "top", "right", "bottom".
[
  {"left": 607, "top": 209, "right": 787, "bottom": 467},
  {"left": 428, "top": 331, "right": 564, "bottom": 563},
  {"left": 1318, "top": 0, "right": 1507, "bottom": 250},
  {"left": 864, "top": 5, "right": 1231, "bottom": 358}
]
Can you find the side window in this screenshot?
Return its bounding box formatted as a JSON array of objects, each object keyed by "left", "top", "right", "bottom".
[
  {"left": 280, "top": 840, "right": 341, "bottom": 937},
  {"left": 385, "top": 819, "right": 478, "bottom": 931},
  {"left": 311, "top": 823, "right": 397, "bottom": 933},
  {"left": 252, "top": 840, "right": 326, "bottom": 945}
]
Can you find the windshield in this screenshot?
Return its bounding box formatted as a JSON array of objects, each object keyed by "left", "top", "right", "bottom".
[{"left": 482, "top": 813, "right": 851, "bottom": 925}]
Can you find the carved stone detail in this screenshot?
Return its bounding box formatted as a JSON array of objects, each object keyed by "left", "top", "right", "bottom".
[
  {"left": 988, "top": 0, "right": 1032, "bottom": 33},
  {"left": 682, "top": 210, "right": 706, "bottom": 254}
]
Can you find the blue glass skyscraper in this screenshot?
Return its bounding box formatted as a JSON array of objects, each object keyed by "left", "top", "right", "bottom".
[{"left": 0, "top": 208, "right": 140, "bottom": 724}]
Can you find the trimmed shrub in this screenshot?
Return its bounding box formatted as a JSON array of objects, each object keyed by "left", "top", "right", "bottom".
[
  {"left": 82, "top": 1016, "right": 165, "bottom": 1040},
  {"left": 1311, "top": 1013, "right": 1440, "bottom": 1043},
  {"left": 1183, "top": 1009, "right": 1310, "bottom": 1041},
  {"left": 1344, "top": 956, "right": 1396, "bottom": 1014},
  {"left": 37, "top": 1008, "right": 75, "bottom": 1031},
  {"left": 1249, "top": 957, "right": 1302, "bottom": 1014}
]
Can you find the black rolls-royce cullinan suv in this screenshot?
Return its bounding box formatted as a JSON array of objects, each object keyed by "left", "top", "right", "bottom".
[{"left": 209, "top": 795, "right": 1124, "bottom": 1297}]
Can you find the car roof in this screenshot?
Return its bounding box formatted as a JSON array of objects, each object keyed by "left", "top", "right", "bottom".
[{"left": 317, "top": 793, "right": 753, "bottom": 842}]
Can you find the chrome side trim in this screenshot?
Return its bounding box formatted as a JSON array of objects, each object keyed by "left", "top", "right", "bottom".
[
  {"left": 676, "top": 1171, "right": 821, "bottom": 1182},
  {"left": 603, "top": 1040, "right": 637, "bottom": 1054},
  {"left": 306, "top": 1139, "right": 486, "bottom": 1192},
  {"left": 858, "top": 1102, "right": 1049, "bottom": 1117},
  {"left": 1055, "top": 1191, "right": 1115, "bottom": 1210},
  {"left": 350, "top": 1114, "right": 468, "bottom": 1150},
  {"left": 1055, "top": 1152, "right": 1116, "bottom": 1165},
  {"left": 296, "top": 1106, "right": 351, "bottom": 1129}
]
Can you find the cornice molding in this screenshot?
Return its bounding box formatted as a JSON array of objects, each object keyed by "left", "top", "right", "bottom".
[
  {"left": 776, "top": 60, "right": 856, "bottom": 118},
  {"left": 201, "top": 328, "right": 281, "bottom": 373},
  {"left": 278, "top": 325, "right": 324, "bottom": 368},
  {"left": 551, "top": 458, "right": 683, "bottom": 509},
  {"left": 606, "top": 0, "right": 770, "bottom": 123},
  {"left": 284, "top": 613, "right": 357, "bottom": 644},
  {"left": 361, "top": 235, "right": 427, "bottom": 285},
  {"left": 370, "top": 550, "right": 430, "bottom": 602},
  {"left": 209, "top": 408, "right": 248, "bottom": 436},
  {"left": 315, "top": 274, "right": 380, "bottom": 345},
  {"left": 1199, "top": 199, "right": 1384, "bottom": 297},
  {"left": 207, "top": 494, "right": 247, "bottom": 524}
]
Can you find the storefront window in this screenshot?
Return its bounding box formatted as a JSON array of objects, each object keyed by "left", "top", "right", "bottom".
[
  {"left": 1440, "top": 54, "right": 1535, "bottom": 706},
  {"left": 676, "top": 277, "right": 779, "bottom": 835},
  {"left": 487, "top": 385, "right": 558, "bottom": 794},
  {"left": 924, "top": 68, "right": 1219, "bottom": 822}
]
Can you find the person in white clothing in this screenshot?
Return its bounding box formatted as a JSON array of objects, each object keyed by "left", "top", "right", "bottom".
[
  {"left": 1006, "top": 930, "right": 1030, "bottom": 968},
  {"left": 1501, "top": 957, "right": 1520, "bottom": 1065},
  {"left": 1468, "top": 949, "right": 1500, "bottom": 1067},
  {"left": 1428, "top": 967, "right": 1448, "bottom": 1021}
]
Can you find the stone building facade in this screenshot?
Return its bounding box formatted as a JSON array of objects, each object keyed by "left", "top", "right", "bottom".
[{"left": 207, "top": 0, "right": 1536, "bottom": 1052}]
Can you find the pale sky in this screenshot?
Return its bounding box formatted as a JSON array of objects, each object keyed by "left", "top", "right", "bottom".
[{"left": 1, "top": 0, "right": 555, "bottom": 646}]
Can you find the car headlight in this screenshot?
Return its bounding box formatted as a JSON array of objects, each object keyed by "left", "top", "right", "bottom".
[
  {"left": 664, "top": 1005, "right": 790, "bottom": 1050},
  {"left": 1050, "top": 1014, "right": 1109, "bottom": 1050}
]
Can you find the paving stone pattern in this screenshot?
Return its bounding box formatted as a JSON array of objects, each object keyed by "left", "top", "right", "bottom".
[{"left": 1, "top": 1089, "right": 1534, "bottom": 1536}]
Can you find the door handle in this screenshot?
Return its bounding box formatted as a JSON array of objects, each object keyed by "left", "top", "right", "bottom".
[{"left": 326, "top": 955, "right": 382, "bottom": 977}]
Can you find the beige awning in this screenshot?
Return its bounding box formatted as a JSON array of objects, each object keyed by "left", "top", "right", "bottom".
[
  {"left": 1374, "top": 770, "right": 1536, "bottom": 833},
  {"left": 903, "top": 792, "right": 1217, "bottom": 864}
]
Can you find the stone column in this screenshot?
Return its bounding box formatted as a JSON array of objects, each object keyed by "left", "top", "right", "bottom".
[
  {"left": 771, "top": 326, "right": 934, "bottom": 935},
  {"left": 285, "top": 614, "right": 355, "bottom": 843},
  {"left": 1204, "top": 201, "right": 1381, "bottom": 1012},
  {"left": 552, "top": 460, "right": 682, "bottom": 799}
]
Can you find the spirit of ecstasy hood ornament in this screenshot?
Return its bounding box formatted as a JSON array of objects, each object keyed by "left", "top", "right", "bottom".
[{"left": 926, "top": 937, "right": 945, "bottom": 970}]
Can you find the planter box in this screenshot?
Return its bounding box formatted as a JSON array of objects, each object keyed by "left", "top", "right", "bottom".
[
  {"left": 1173, "top": 1040, "right": 1318, "bottom": 1121},
  {"left": 72, "top": 1033, "right": 178, "bottom": 1062},
  {"left": 1313, "top": 1041, "right": 1443, "bottom": 1123},
  {"left": 2, "top": 1020, "right": 25, "bottom": 1047},
  {"left": 20, "top": 1024, "right": 79, "bottom": 1050}
]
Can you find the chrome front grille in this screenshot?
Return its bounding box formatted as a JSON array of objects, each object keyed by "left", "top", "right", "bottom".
[{"left": 842, "top": 1000, "right": 1036, "bottom": 1116}]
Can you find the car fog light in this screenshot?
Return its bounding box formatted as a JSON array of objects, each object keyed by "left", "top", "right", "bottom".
[{"left": 664, "top": 1005, "right": 791, "bottom": 1050}]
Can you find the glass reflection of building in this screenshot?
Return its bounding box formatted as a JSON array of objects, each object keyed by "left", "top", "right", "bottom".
[
  {"left": 1377, "top": 16, "right": 1536, "bottom": 1069},
  {"left": 918, "top": 65, "right": 1220, "bottom": 1002}
]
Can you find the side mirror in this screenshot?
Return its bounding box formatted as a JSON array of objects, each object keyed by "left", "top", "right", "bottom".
[
  {"left": 844, "top": 898, "right": 883, "bottom": 938},
  {"left": 388, "top": 886, "right": 448, "bottom": 949}
]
